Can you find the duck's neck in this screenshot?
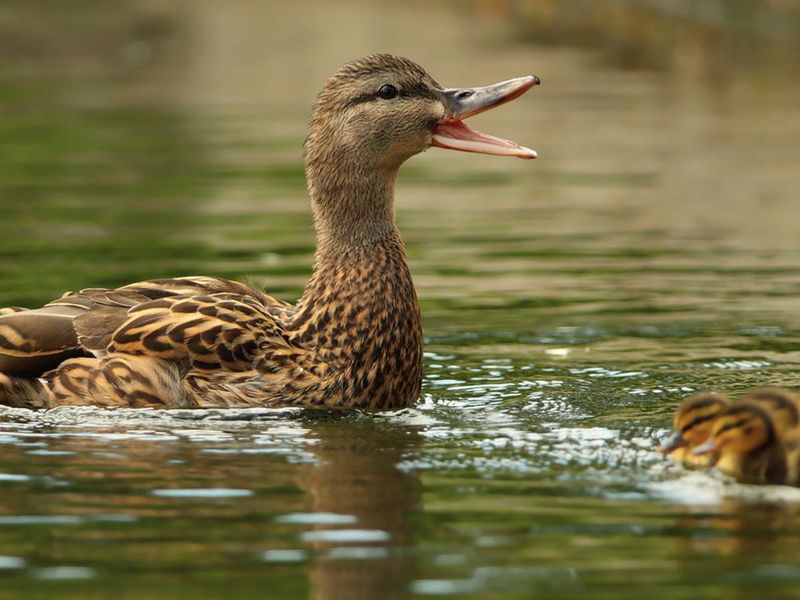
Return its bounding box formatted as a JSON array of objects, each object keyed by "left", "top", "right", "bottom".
[
  {"left": 291, "top": 158, "right": 423, "bottom": 408},
  {"left": 307, "top": 153, "right": 400, "bottom": 248}
]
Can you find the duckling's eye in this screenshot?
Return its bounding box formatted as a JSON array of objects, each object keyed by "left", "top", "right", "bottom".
[{"left": 377, "top": 84, "right": 398, "bottom": 100}]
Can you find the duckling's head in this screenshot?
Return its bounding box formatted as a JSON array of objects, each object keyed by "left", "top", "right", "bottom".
[
  {"left": 305, "top": 54, "right": 538, "bottom": 179},
  {"left": 659, "top": 392, "right": 729, "bottom": 455},
  {"left": 693, "top": 401, "right": 778, "bottom": 458},
  {"left": 740, "top": 387, "right": 800, "bottom": 435}
]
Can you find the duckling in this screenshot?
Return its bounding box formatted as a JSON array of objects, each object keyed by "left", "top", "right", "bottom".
[
  {"left": 0, "top": 54, "right": 539, "bottom": 409},
  {"left": 692, "top": 401, "right": 788, "bottom": 485},
  {"left": 739, "top": 387, "right": 800, "bottom": 436},
  {"left": 742, "top": 388, "right": 800, "bottom": 487},
  {"left": 659, "top": 392, "right": 730, "bottom": 467}
]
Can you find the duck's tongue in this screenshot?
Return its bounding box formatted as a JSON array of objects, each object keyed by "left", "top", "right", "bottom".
[
  {"left": 433, "top": 120, "right": 537, "bottom": 159},
  {"left": 432, "top": 75, "right": 539, "bottom": 160}
]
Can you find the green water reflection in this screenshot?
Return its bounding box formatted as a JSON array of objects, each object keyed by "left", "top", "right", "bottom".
[{"left": 2, "top": 0, "right": 800, "bottom": 598}]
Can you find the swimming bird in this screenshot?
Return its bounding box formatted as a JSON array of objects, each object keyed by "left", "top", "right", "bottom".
[
  {"left": 738, "top": 387, "right": 800, "bottom": 436},
  {"left": 659, "top": 392, "right": 730, "bottom": 467},
  {"left": 0, "top": 54, "right": 539, "bottom": 409},
  {"left": 692, "top": 401, "right": 788, "bottom": 484}
]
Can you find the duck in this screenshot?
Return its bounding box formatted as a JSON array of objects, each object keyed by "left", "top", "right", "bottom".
[
  {"left": 738, "top": 386, "right": 800, "bottom": 436},
  {"left": 659, "top": 387, "right": 800, "bottom": 465},
  {"left": 692, "top": 401, "right": 788, "bottom": 484},
  {"left": 659, "top": 392, "right": 730, "bottom": 467},
  {"left": 0, "top": 54, "right": 539, "bottom": 410}
]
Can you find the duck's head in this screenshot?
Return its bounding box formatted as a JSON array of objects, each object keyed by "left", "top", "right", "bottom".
[
  {"left": 305, "top": 54, "right": 538, "bottom": 175},
  {"left": 740, "top": 387, "right": 800, "bottom": 435},
  {"left": 659, "top": 392, "right": 729, "bottom": 455},
  {"left": 692, "top": 401, "right": 777, "bottom": 458}
]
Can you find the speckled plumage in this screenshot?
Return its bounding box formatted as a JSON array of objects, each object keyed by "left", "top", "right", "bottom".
[
  {"left": 0, "top": 53, "right": 533, "bottom": 409},
  {"left": 0, "top": 55, "right": 437, "bottom": 409}
]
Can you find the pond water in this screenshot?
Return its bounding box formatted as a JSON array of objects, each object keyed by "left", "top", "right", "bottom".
[{"left": 2, "top": 1, "right": 800, "bottom": 598}]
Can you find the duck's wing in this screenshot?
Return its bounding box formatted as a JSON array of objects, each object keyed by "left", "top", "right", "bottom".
[
  {"left": 102, "top": 291, "right": 295, "bottom": 372},
  {"left": 45, "top": 290, "right": 300, "bottom": 407},
  {"left": 0, "top": 276, "right": 293, "bottom": 379}
]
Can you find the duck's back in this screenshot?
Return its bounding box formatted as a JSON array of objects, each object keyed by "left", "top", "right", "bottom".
[{"left": 0, "top": 276, "right": 295, "bottom": 408}]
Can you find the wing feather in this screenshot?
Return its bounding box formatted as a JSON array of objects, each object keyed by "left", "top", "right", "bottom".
[{"left": 0, "top": 277, "right": 296, "bottom": 407}]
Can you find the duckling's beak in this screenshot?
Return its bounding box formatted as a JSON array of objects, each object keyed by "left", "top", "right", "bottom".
[
  {"left": 658, "top": 431, "right": 687, "bottom": 454},
  {"left": 692, "top": 438, "right": 718, "bottom": 456},
  {"left": 433, "top": 76, "right": 539, "bottom": 159}
]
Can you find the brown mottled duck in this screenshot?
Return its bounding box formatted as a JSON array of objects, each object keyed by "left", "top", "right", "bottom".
[{"left": 0, "top": 54, "right": 539, "bottom": 410}]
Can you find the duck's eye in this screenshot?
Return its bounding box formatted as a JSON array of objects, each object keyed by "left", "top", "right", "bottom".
[{"left": 377, "top": 84, "right": 398, "bottom": 100}]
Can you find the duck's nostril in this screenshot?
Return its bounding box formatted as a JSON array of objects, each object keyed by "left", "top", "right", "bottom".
[{"left": 457, "top": 90, "right": 474, "bottom": 100}]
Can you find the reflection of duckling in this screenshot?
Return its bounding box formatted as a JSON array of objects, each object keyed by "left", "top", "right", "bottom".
[
  {"left": 659, "top": 392, "right": 730, "bottom": 467},
  {"left": 692, "top": 401, "right": 788, "bottom": 484},
  {"left": 740, "top": 387, "right": 800, "bottom": 436}
]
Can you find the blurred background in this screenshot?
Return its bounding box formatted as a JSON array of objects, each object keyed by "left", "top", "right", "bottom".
[
  {"left": 2, "top": 0, "right": 799, "bottom": 319},
  {"left": 2, "top": 1, "right": 800, "bottom": 599}
]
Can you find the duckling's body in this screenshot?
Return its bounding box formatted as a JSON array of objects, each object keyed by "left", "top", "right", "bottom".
[
  {"left": 693, "top": 401, "right": 788, "bottom": 485},
  {"left": 0, "top": 54, "right": 538, "bottom": 409},
  {"left": 740, "top": 387, "right": 800, "bottom": 436},
  {"left": 781, "top": 430, "right": 800, "bottom": 486}
]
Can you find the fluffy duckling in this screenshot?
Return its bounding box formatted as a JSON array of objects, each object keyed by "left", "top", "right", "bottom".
[
  {"left": 692, "top": 401, "right": 788, "bottom": 485},
  {"left": 739, "top": 387, "right": 800, "bottom": 436},
  {"left": 659, "top": 392, "right": 730, "bottom": 467}
]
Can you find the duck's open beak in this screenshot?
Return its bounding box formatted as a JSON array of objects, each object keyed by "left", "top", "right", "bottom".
[
  {"left": 658, "top": 431, "right": 687, "bottom": 455},
  {"left": 433, "top": 75, "right": 539, "bottom": 159}
]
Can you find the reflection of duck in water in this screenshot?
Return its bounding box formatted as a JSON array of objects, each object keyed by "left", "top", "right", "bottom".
[
  {"left": 299, "top": 419, "right": 422, "bottom": 600},
  {"left": 0, "top": 54, "right": 539, "bottom": 410}
]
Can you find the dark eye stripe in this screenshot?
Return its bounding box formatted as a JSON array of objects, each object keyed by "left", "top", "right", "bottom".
[
  {"left": 718, "top": 418, "right": 747, "bottom": 434},
  {"left": 345, "top": 83, "right": 438, "bottom": 108},
  {"left": 680, "top": 413, "right": 716, "bottom": 434},
  {"left": 345, "top": 92, "right": 379, "bottom": 107}
]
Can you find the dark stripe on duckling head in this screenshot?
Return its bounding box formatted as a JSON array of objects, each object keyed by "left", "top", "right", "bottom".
[
  {"left": 717, "top": 418, "right": 747, "bottom": 434},
  {"left": 680, "top": 413, "right": 718, "bottom": 434},
  {"left": 677, "top": 392, "right": 729, "bottom": 415},
  {"left": 741, "top": 387, "right": 800, "bottom": 428},
  {"left": 716, "top": 402, "right": 778, "bottom": 447}
]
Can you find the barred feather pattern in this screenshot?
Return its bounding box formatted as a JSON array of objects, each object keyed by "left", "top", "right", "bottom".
[
  {"left": 0, "top": 236, "right": 422, "bottom": 409},
  {"left": 0, "top": 55, "right": 450, "bottom": 410}
]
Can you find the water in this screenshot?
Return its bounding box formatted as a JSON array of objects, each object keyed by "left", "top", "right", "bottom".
[{"left": 2, "top": 0, "right": 800, "bottom": 598}]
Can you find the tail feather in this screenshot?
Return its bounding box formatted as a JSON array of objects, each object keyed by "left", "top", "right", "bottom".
[
  {"left": 0, "top": 373, "right": 52, "bottom": 409},
  {"left": 0, "top": 307, "right": 88, "bottom": 377}
]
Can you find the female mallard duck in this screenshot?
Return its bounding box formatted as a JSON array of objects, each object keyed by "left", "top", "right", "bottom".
[
  {"left": 0, "top": 54, "right": 539, "bottom": 410},
  {"left": 659, "top": 392, "right": 730, "bottom": 467},
  {"left": 692, "top": 401, "right": 788, "bottom": 484}
]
